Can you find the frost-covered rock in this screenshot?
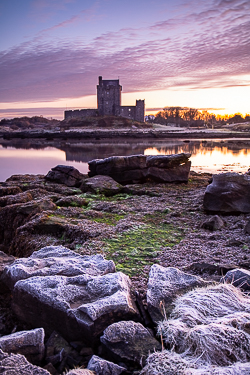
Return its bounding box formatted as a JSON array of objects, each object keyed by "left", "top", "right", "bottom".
[
  {"left": 0, "top": 349, "right": 50, "bottom": 375},
  {"left": 0, "top": 328, "right": 45, "bottom": 365},
  {"left": 12, "top": 272, "right": 140, "bottom": 344},
  {"left": 87, "top": 355, "right": 126, "bottom": 375},
  {"left": 2, "top": 245, "right": 115, "bottom": 290},
  {"left": 147, "top": 265, "right": 208, "bottom": 323},
  {"left": 101, "top": 321, "right": 161, "bottom": 367}
]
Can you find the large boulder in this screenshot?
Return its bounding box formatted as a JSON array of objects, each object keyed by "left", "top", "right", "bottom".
[
  {"left": 12, "top": 272, "right": 140, "bottom": 344},
  {"left": 100, "top": 321, "right": 161, "bottom": 367},
  {"left": 0, "top": 349, "right": 50, "bottom": 375},
  {"left": 45, "top": 165, "right": 84, "bottom": 187},
  {"left": 87, "top": 355, "right": 126, "bottom": 375},
  {"left": 203, "top": 172, "right": 250, "bottom": 213},
  {"left": 147, "top": 265, "right": 209, "bottom": 323},
  {"left": 0, "top": 328, "right": 45, "bottom": 365},
  {"left": 2, "top": 245, "right": 115, "bottom": 290},
  {"left": 88, "top": 153, "right": 191, "bottom": 184},
  {"left": 80, "top": 175, "right": 123, "bottom": 196}
]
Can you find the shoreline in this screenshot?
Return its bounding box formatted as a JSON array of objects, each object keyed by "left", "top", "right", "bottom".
[{"left": 1, "top": 128, "right": 250, "bottom": 140}]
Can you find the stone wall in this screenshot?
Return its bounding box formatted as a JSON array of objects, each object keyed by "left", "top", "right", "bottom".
[{"left": 64, "top": 109, "right": 97, "bottom": 119}]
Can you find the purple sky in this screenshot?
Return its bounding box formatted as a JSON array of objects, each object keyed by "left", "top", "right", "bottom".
[{"left": 0, "top": 0, "right": 250, "bottom": 119}]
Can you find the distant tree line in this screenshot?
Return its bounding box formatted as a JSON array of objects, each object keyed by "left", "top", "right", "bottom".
[{"left": 151, "top": 107, "right": 250, "bottom": 128}]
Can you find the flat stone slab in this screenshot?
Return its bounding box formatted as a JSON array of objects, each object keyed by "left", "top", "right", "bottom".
[
  {"left": 88, "top": 153, "right": 191, "bottom": 184},
  {"left": 147, "top": 265, "right": 208, "bottom": 323},
  {"left": 2, "top": 245, "right": 115, "bottom": 290},
  {"left": 12, "top": 272, "right": 140, "bottom": 344}
]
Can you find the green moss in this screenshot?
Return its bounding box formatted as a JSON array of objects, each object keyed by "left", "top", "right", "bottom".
[
  {"left": 103, "top": 222, "right": 183, "bottom": 277},
  {"left": 86, "top": 212, "right": 125, "bottom": 225}
]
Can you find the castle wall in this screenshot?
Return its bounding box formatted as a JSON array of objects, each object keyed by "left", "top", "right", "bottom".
[
  {"left": 64, "top": 109, "right": 97, "bottom": 119},
  {"left": 119, "top": 106, "right": 136, "bottom": 120}
]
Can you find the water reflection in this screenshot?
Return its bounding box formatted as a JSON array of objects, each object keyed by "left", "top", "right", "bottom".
[{"left": 1, "top": 138, "right": 250, "bottom": 181}]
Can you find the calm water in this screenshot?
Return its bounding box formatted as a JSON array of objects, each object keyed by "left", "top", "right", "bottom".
[{"left": 1, "top": 138, "right": 250, "bottom": 182}]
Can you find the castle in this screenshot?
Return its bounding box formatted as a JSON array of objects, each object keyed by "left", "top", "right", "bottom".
[{"left": 64, "top": 76, "right": 145, "bottom": 122}]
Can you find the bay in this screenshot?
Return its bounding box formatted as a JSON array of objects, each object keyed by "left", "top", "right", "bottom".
[{"left": 1, "top": 138, "right": 250, "bottom": 182}]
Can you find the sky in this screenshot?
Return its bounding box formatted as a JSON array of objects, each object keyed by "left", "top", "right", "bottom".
[{"left": 0, "top": 0, "right": 250, "bottom": 119}]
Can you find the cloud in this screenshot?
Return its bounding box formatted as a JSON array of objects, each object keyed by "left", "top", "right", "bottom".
[{"left": 1, "top": 0, "right": 250, "bottom": 103}]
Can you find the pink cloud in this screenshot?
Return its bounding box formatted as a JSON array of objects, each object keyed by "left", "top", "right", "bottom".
[{"left": 1, "top": 0, "right": 249, "bottom": 103}]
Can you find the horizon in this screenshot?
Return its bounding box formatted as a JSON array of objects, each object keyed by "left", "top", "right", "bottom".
[{"left": 0, "top": 0, "right": 250, "bottom": 120}]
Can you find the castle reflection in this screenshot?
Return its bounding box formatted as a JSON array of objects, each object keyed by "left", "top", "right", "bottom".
[{"left": 1, "top": 138, "right": 250, "bottom": 181}]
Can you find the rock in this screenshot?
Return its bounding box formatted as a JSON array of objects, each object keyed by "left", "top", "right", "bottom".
[
  {"left": 203, "top": 172, "right": 250, "bottom": 213},
  {"left": 12, "top": 272, "right": 140, "bottom": 344},
  {"left": 67, "top": 369, "right": 94, "bottom": 375},
  {"left": 45, "top": 331, "right": 83, "bottom": 369},
  {"left": 2, "top": 245, "right": 115, "bottom": 290},
  {"left": 0, "top": 186, "right": 22, "bottom": 197},
  {"left": 100, "top": 321, "right": 161, "bottom": 367},
  {"left": 45, "top": 165, "right": 84, "bottom": 187},
  {"left": 89, "top": 155, "right": 147, "bottom": 176},
  {"left": 80, "top": 175, "right": 123, "bottom": 196},
  {"left": 7, "top": 210, "right": 113, "bottom": 257},
  {"left": 87, "top": 355, "right": 126, "bottom": 375},
  {"left": 244, "top": 220, "right": 250, "bottom": 234},
  {"left": 0, "top": 199, "right": 56, "bottom": 253},
  {"left": 0, "top": 328, "right": 45, "bottom": 365},
  {"left": 88, "top": 153, "right": 191, "bottom": 184},
  {"left": 0, "top": 349, "right": 50, "bottom": 375},
  {"left": 146, "top": 153, "right": 191, "bottom": 168},
  {"left": 43, "top": 362, "right": 58, "bottom": 375},
  {"left": 0, "top": 251, "right": 15, "bottom": 276},
  {"left": 0, "top": 191, "right": 33, "bottom": 207},
  {"left": 146, "top": 162, "right": 191, "bottom": 183},
  {"left": 55, "top": 196, "right": 89, "bottom": 207},
  {"left": 220, "top": 268, "right": 250, "bottom": 292},
  {"left": 147, "top": 265, "right": 208, "bottom": 323},
  {"left": 201, "top": 215, "right": 224, "bottom": 231},
  {"left": 188, "top": 262, "right": 238, "bottom": 277}
]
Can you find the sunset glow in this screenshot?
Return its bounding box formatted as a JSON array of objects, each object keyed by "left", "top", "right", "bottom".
[{"left": 0, "top": 0, "right": 249, "bottom": 119}]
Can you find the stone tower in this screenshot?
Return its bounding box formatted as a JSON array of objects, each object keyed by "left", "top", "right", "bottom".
[
  {"left": 135, "top": 100, "right": 145, "bottom": 122},
  {"left": 97, "top": 76, "right": 122, "bottom": 116}
]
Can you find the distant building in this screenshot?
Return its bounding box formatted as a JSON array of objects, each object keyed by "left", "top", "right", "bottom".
[{"left": 64, "top": 76, "right": 145, "bottom": 122}]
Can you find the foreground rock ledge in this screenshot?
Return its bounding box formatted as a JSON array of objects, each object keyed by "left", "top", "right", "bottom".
[{"left": 88, "top": 153, "right": 191, "bottom": 184}]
